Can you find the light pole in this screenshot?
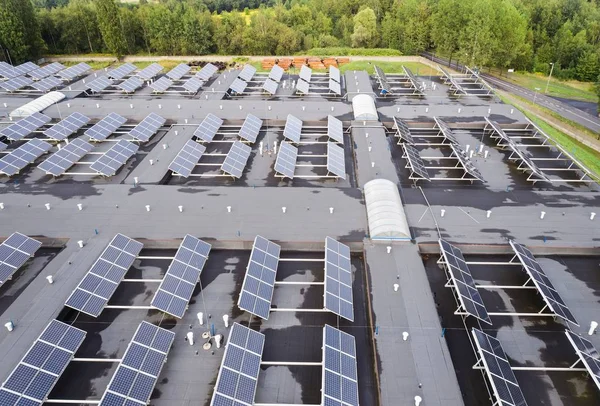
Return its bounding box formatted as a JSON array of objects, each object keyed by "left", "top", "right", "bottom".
[
  {"left": 533, "top": 87, "right": 541, "bottom": 104},
  {"left": 545, "top": 62, "right": 554, "bottom": 94}
]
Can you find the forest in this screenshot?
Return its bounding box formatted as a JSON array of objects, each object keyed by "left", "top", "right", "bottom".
[{"left": 1, "top": 0, "right": 599, "bottom": 83}]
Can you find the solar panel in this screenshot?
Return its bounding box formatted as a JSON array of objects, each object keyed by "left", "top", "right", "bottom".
[
  {"left": 392, "top": 117, "right": 415, "bottom": 145},
  {"left": 107, "top": 63, "right": 137, "bottom": 80},
  {"left": 57, "top": 63, "right": 91, "bottom": 80},
  {"left": 229, "top": 77, "right": 247, "bottom": 94},
  {"left": 329, "top": 79, "right": 341, "bottom": 96},
  {"left": 329, "top": 66, "right": 341, "bottom": 83},
  {"left": 168, "top": 140, "right": 206, "bottom": 178},
  {"left": 195, "top": 63, "right": 218, "bottom": 81},
  {"left": 274, "top": 141, "right": 297, "bottom": 179},
  {"left": 0, "top": 139, "right": 52, "bottom": 176},
  {"left": 0, "top": 112, "right": 51, "bottom": 141},
  {"left": 193, "top": 113, "right": 223, "bottom": 143},
  {"left": 136, "top": 63, "right": 163, "bottom": 80},
  {"left": 65, "top": 234, "right": 143, "bottom": 317},
  {"left": 327, "top": 142, "right": 346, "bottom": 179},
  {"left": 374, "top": 65, "right": 392, "bottom": 95},
  {"left": 299, "top": 65, "right": 312, "bottom": 82},
  {"left": 0, "top": 142, "right": 6, "bottom": 151},
  {"left": 85, "top": 113, "right": 127, "bottom": 141},
  {"left": 90, "top": 140, "right": 139, "bottom": 177},
  {"left": 182, "top": 77, "right": 203, "bottom": 93},
  {"left": 149, "top": 77, "right": 172, "bottom": 93},
  {"left": 402, "top": 144, "right": 430, "bottom": 181},
  {"left": 324, "top": 238, "right": 354, "bottom": 321},
  {"left": 222, "top": 141, "right": 251, "bottom": 179},
  {"left": 565, "top": 330, "right": 600, "bottom": 391},
  {"left": 0, "top": 232, "right": 42, "bottom": 284},
  {"left": 118, "top": 76, "right": 143, "bottom": 93},
  {"left": 128, "top": 113, "right": 165, "bottom": 142},
  {"left": 439, "top": 239, "right": 491, "bottom": 324},
  {"left": 296, "top": 79, "right": 310, "bottom": 94},
  {"left": 28, "top": 62, "right": 65, "bottom": 80},
  {"left": 0, "top": 62, "right": 19, "bottom": 79},
  {"left": 86, "top": 76, "right": 113, "bottom": 93},
  {"left": 327, "top": 115, "right": 344, "bottom": 144},
  {"left": 0, "top": 319, "right": 85, "bottom": 406},
  {"left": 237, "top": 64, "right": 256, "bottom": 82},
  {"left": 151, "top": 235, "right": 211, "bottom": 318},
  {"left": 451, "top": 144, "right": 484, "bottom": 181},
  {"left": 322, "top": 325, "right": 359, "bottom": 406},
  {"left": 0, "top": 76, "right": 33, "bottom": 92},
  {"left": 238, "top": 235, "right": 280, "bottom": 320},
  {"left": 38, "top": 138, "right": 93, "bottom": 176},
  {"left": 99, "top": 321, "right": 175, "bottom": 406},
  {"left": 269, "top": 64, "right": 284, "bottom": 82},
  {"left": 30, "top": 76, "right": 62, "bottom": 92},
  {"left": 262, "top": 78, "right": 279, "bottom": 95},
  {"left": 471, "top": 329, "right": 528, "bottom": 406},
  {"left": 403, "top": 66, "right": 423, "bottom": 93},
  {"left": 239, "top": 114, "right": 262, "bottom": 143},
  {"left": 433, "top": 117, "right": 459, "bottom": 144},
  {"left": 509, "top": 241, "right": 577, "bottom": 325},
  {"left": 283, "top": 114, "right": 302, "bottom": 143},
  {"left": 166, "top": 63, "right": 190, "bottom": 80},
  {"left": 43, "top": 112, "right": 90, "bottom": 141},
  {"left": 211, "top": 323, "right": 265, "bottom": 406},
  {"left": 14, "top": 62, "right": 39, "bottom": 76}
]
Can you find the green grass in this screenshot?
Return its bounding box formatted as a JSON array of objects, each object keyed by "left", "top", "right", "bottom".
[
  {"left": 61, "top": 60, "right": 114, "bottom": 70},
  {"left": 339, "top": 61, "right": 438, "bottom": 76},
  {"left": 304, "top": 47, "right": 402, "bottom": 57}
]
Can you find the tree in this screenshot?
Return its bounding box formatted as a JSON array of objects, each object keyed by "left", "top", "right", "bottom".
[
  {"left": 431, "top": 0, "right": 467, "bottom": 65},
  {"left": 576, "top": 50, "right": 600, "bottom": 82},
  {"left": 351, "top": 7, "right": 378, "bottom": 48},
  {"left": 0, "top": 0, "right": 44, "bottom": 63},
  {"left": 489, "top": 0, "right": 528, "bottom": 70},
  {"left": 213, "top": 11, "right": 246, "bottom": 55},
  {"left": 596, "top": 74, "right": 600, "bottom": 115},
  {"left": 95, "top": 0, "right": 127, "bottom": 56}
]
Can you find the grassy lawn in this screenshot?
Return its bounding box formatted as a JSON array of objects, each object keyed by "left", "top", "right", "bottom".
[
  {"left": 247, "top": 60, "right": 437, "bottom": 76},
  {"left": 62, "top": 60, "right": 114, "bottom": 70}
]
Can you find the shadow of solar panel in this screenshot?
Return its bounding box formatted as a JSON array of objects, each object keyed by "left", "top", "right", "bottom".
[
  {"left": 451, "top": 144, "right": 484, "bottom": 181},
  {"left": 327, "top": 115, "right": 344, "bottom": 144},
  {"left": 472, "top": 329, "right": 528, "bottom": 406},
  {"left": 229, "top": 77, "right": 247, "bottom": 94},
  {"left": 0, "top": 320, "right": 85, "bottom": 405},
  {"left": 38, "top": 138, "right": 93, "bottom": 176},
  {"left": 262, "top": 78, "right": 279, "bottom": 95},
  {"left": 239, "top": 114, "right": 262, "bottom": 143},
  {"left": 30, "top": 76, "right": 62, "bottom": 92},
  {"left": 296, "top": 79, "right": 310, "bottom": 94},
  {"left": 183, "top": 77, "right": 203, "bottom": 93},
  {"left": 28, "top": 62, "right": 65, "bottom": 80},
  {"left": 0, "top": 232, "right": 41, "bottom": 284},
  {"left": 136, "top": 63, "right": 163, "bottom": 80},
  {"left": 99, "top": 321, "right": 175, "bottom": 406},
  {"left": 238, "top": 236, "right": 280, "bottom": 320},
  {"left": 166, "top": 63, "right": 190, "bottom": 80},
  {"left": 65, "top": 234, "right": 142, "bottom": 317},
  {"left": 0, "top": 112, "right": 51, "bottom": 141},
  {"left": 565, "top": 331, "right": 600, "bottom": 391},
  {"left": 151, "top": 235, "right": 211, "bottom": 318},
  {"left": 128, "top": 113, "right": 165, "bottom": 142},
  {"left": 118, "top": 76, "right": 143, "bottom": 93},
  {"left": 107, "top": 63, "right": 136, "bottom": 80},
  {"left": 439, "top": 239, "right": 491, "bottom": 324},
  {"left": 274, "top": 141, "right": 297, "bottom": 179},
  {"left": 196, "top": 63, "right": 218, "bottom": 80},
  {"left": 327, "top": 142, "right": 346, "bottom": 180},
  {"left": 85, "top": 113, "right": 127, "bottom": 141},
  {"left": 393, "top": 117, "right": 415, "bottom": 145},
  {"left": 328, "top": 79, "right": 341, "bottom": 96},
  {"left": 58, "top": 63, "right": 90, "bottom": 80},
  {"left": 211, "top": 323, "right": 265, "bottom": 406},
  {"left": 193, "top": 113, "right": 223, "bottom": 143},
  {"left": 86, "top": 76, "right": 113, "bottom": 93},
  {"left": 329, "top": 66, "right": 341, "bottom": 83},
  {"left": 402, "top": 144, "right": 430, "bottom": 181},
  {"left": 238, "top": 64, "right": 257, "bottom": 82},
  {"left": 222, "top": 141, "right": 251, "bottom": 178},
  {"left": 299, "top": 65, "right": 312, "bottom": 82},
  {"left": 149, "top": 77, "right": 173, "bottom": 93},
  {"left": 0, "top": 139, "right": 52, "bottom": 176},
  {"left": 43, "top": 112, "right": 90, "bottom": 141},
  {"left": 269, "top": 64, "right": 284, "bottom": 82},
  {"left": 168, "top": 140, "right": 206, "bottom": 178},
  {"left": 322, "top": 325, "right": 359, "bottom": 406},
  {"left": 0, "top": 76, "right": 34, "bottom": 92},
  {"left": 324, "top": 238, "right": 353, "bottom": 321},
  {"left": 509, "top": 241, "right": 577, "bottom": 325},
  {"left": 90, "top": 140, "right": 139, "bottom": 176},
  {"left": 283, "top": 114, "right": 302, "bottom": 143}
]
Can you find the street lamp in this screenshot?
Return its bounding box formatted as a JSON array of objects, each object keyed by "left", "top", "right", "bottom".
[
  {"left": 545, "top": 62, "right": 554, "bottom": 94},
  {"left": 533, "top": 87, "right": 541, "bottom": 104}
]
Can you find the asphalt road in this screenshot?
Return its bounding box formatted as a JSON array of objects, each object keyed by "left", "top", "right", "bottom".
[{"left": 422, "top": 52, "right": 600, "bottom": 134}]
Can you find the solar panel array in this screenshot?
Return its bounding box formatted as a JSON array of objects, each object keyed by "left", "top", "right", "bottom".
[
  {"left": 296, "top": 79, "right": 310, "bottom": 95},
  {"left": 0, "top": 320, "right": 86, "bottom": 406},
  {"left": 229, "top": 77, "right": 248, "bottom": 94},
  {"left": 87, "top": 76, "right": 113, "bottom": 93},
  {"left": 151, "top": 235, "right": 211, "bottom": 318},
  {"left": 15, "top": 62, "right": 39, "bottom": 75},
  {"left": 43, "top": 112, "right": 90, "bottom": 141},
  {"left": 0, "top": 232, "right": 42, "bottom": 284},
  {"left": 149, "top": 77, "right": 172, "bottom": 93},
  {"left": 283, "top": 114, "right": 302, "bottom": 143},
  {"left": 58, "top": 62, "right": 91, "bottom": 80},
  {"left": 0, "top": 76, "right": 33, "bottom": 92},
  {"left": 0, "top": 112, "right": 51, "bottom": 141},
  {"left": 196, "top": 63, "right": 218, "bottom": 80},
  {"left": 322, "top": 325, "right": 359, "bottom": 406},
  {"left": 238, "top": 64, "right": 257, "bottom": 82},
  {"left": 128, "top": 113, "right": 165, "bottom": 142},
  {"left": 136, "top": 63, "right": 163, "bottom": 80},
  {"left": 238, "top": 235, "right": 280, "bottom": 320},
  {"left": 509, "top": 241, "right": 577, "bottom": 324},
  {"left": 0, "top": 139, "right": 52, "bottom": 176},
  {"left": 439, "top": 239, "right": 491, "bottom": 324},
  {"left": 433, "top": 117, "right": 459, "bottom": 144},
  {"left": 274, "top": 141, "right": 297, "bottom": 179},
  {"left": 0, "top": 62, "right": 19, "bottom": 79},
  {"left": 327, "top": 142, "right": 346, "bottom": 179},
  {"left": 118, "top": 76, "right": 143, "bottom": 93},
  {"left": 329, "top": 79, "right": 341, "bottom": 95},
  {"left": 327, "top": 115, "right": 344, "bottom": 144},
  {"left": 451, "top": 144, "right": 484, "bottom": 181},
  {"left": 194, "top": 113, "right": 223, "bottom": 143},
  {"left": 329, "top": 66, "right": 341, "bottom": 83},
  {"left": 565, "top": 330, "right": 600, "bottom": 391},
  {"left": 99, "top": 322, "right": 175, "bottom": 406},
  {"left": 471, "top": 329, "right": 528, "bottom": 406},
  {"left": 30, "top": 76, "right": 62, "bottom": 92},
  {"left": 90, "top": 140, "right": 139, "bottom": 176},
  {"left": 324, "top": 238, "right": 354, "bottom": 321},
  {"left": 402, "top": 144, "right": 430, "bottom": 181},
  {"left": 403, "top": 66, "right": 423, "bottom": 93},
  {"left": 211, "top": 323, "right": 265, "bottom": 406},
  {"left": 168, "top": 140, "right": 206, "bottom": 178},
  {"left": 262, "top": 78, "right": 279, "bottom": 95},
  {"left": 238, "top": 114, "right": 262, "bottom": 144},
  {"left": 299, "top": 65, "right": 312, "bottom": 83},
  {"left": 85, "top": 113, "right": 127, "bottom": 141},
  {"left": 65, "top": 234, "right": 143, "bottom": 317},
  {"left": 183, "top": 77, "right": 203, "bottom": 93},
  {"left": 107, "top": 63, "right": 136, "bottom": 80},
  {"left": 38, "top": 138, "right": 93, "bottom": 177},
  {"left": 269, "top": 64, "right": 284, "bottom": 82},
  {"left": 374, "top": 65, "right": 392, "bottom": 94},
  {"left": 28, "top": 62, "right": 65, "bottom": 80},
  {"left": 166, "top": 63, "right": 190, "bottom": 80},
  {"left": 222, "top": 141, "right": 252, "bottom": 179},
  {"left": 393, "top": 117, "right": 415, "bottom": 144}
]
